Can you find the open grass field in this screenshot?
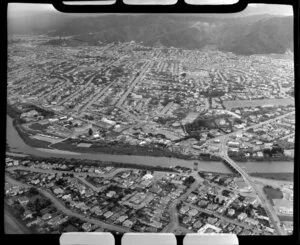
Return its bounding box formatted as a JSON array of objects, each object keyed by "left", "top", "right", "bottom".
[
  {"left": 250, "top": 172, "right": 293, "bottom": 181},
  {"left": 223, "top": 98, "right": 294, "bottom": 109}
]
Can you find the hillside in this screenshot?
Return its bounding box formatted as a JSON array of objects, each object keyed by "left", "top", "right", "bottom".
[{"left": 8, "top": 13, "right": 293, "bottom": 55}]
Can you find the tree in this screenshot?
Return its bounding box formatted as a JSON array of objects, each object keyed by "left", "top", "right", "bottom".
[
  {"left": 28, "top": 187, "right": 39, "bottom": 196},
  {"left": 34, "top": 198, "right": 41, "bottom": 211},
  {"left": 88, "top": 128, "right": 93, "bottom": 136},
  {"left": 27, "top": 201, "right": 35, "bottom": 211},
  {"left": 13, "top": 203, "right": 25, "bottom": 216}
]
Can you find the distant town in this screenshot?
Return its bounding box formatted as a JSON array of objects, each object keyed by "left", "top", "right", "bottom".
[
  {"left": 6, "top": 34, "right": 294, "bottom": 235},
  {"left": 7, "top": 35, "right": 295, "bottom": 161}
]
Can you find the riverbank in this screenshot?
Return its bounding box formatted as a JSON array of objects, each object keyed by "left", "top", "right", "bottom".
[
  {"left": 6, "top": 114, "right": 294, "bottom": 175},
  {"left": 52, "top": 138, "right": 199, "bottom": 160},
  {"left": 6, "top": 154, "right": 180, "bottom": 173},
  {"left": 250, "top": 172, "right": 294, "bottom": 181},
  {"left": 8, "top": 113, "right": 293, "bottom": 163}
]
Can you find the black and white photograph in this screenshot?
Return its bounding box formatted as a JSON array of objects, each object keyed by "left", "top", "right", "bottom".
[{"left": 5, "top": 2, "right": 294, "bottom": 236}]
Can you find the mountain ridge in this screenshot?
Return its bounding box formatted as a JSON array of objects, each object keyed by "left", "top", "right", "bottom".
[{"left": 8, "top": 14, "right": 293, "bottom": 55}]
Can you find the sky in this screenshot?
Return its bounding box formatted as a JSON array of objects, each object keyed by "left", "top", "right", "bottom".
[{"left": 8, "top": 2, "right": 293, "bottom": 17}]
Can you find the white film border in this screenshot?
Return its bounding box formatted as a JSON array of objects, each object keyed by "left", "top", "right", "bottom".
[
  {"left": 60, "top": 232, "right": 114, "bottom": 245},
  {"left": 60, "top": 233, "right": 239, "bottom": 245}
]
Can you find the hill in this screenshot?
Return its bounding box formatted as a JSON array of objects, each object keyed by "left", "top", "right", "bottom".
[{"left": 8, "top": 13, "right": 293, "bottom": 55}]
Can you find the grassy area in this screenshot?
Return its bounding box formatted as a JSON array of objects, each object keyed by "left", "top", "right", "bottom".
[
  {"left": 250, "top": 172, "right": 293, "bottom": 181},
  {"left": 29, "top": 122, "right": 49, "bottom": 131},
  {"left": 51, "top": 139, "right": 194, "bottom": 160},
  {"left": 15, "top": 123, "right": 51, "bottom": 149},
  {"left": 278, "top": 215, "right": 293, "bottom": 222}
]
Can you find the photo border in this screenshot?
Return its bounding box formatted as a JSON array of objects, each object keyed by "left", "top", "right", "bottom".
[{"left": 2, "top": 1, "right": 299, "bottom": 245}]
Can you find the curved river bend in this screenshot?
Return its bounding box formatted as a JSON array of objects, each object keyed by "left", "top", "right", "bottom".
[{"left": 6, "top": 116, "right": 293, "bottom": 174}]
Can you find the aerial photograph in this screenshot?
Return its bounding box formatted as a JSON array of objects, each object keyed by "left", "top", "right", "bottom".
[{"left": 5, "top": 2, "right": 294, "bottom": 235}]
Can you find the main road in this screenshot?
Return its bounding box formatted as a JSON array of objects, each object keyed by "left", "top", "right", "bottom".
[
  {"left": 218, "top": 137, "right": 285, "bottom": 235},
  {"left": 78, "top": 79, "right": 119, "bottom": 113},
  {"left": 162, "top": 181, "right": 199, "bottom": 233},
  {"left": 7, "top": 165, "right": 127, "bottom": 180},
  {"left": 115, "top": 61, "right": 153, "bottom": 108},
  {"left": 5, "top": 174, "right": 132, "bottom": 233},
  {"left": 200, "top": 111, "right": 295, "bottom": 149},
  {"left": 56, "top": 73, "right": 96, "bottom": 106}
]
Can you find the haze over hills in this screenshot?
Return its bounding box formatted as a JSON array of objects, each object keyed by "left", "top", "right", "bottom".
[{"left": 8, "top": 7, "right": 293, "bottom": 55}]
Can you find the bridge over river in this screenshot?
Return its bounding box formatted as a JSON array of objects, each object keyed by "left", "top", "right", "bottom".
[{"left": 219, "top": 137, "right": 286, "bottom": 235}]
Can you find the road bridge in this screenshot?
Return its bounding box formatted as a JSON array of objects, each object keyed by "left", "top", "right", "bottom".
[{"left": 218, "top": 138, "right": 285, "bottom": 235}]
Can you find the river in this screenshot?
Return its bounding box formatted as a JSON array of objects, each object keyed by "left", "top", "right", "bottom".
[{"left": 6, "top": 115, "right": 294, "bottom": 174}]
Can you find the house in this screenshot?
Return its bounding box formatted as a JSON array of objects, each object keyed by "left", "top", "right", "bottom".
[
  {"left": 140, "top": 179, "right": 152, "bottom": 187},
  {"left": 149, "top": 221, "right": 163, "bottom": 229},
  {"left": 76, "top": 202, "right": 89, "bottom": 212},
  {"left": 13, "top": 160, "right": 20, "bottom": 166},
  {"left": 6, "top": 198, "right": 14, "bottom": 206},
  {"left": 207, "top": 217, "right": 218, "bottom": 225},
  {"left": 237, "top": 212, "right": 247, "bottom": 221},
  {"left": 256, "top": 214, "right": 269, "bottom": 221},
  {"left": 23, "top": 210, "right": 33, "bottom": 220},
  {"left": 227, "top": 223, "right": 236, "bottom": 231},
  {"left": 21, "top": 110, "right": 38, "bottom": 118},
  {"left": 142, "top": 174, "right": 153, "bottom": 181},
  {"left": 284, "top": 149, "right": 294, "bottom": 157},
  {"left": 121, "top": 172, "right": 130, "bottom": 179},
  {"left": 82, "top": 222, "right": 92, "bottom": 232},
  {"left": 26, "top": 218, "right": 40, "bottom": 227},
  {"left": 265, "top": 226, "right": 275, "bottom": 234},
  {"left": 18, "top": 196, "right": 29, "bottom": 206},
  {"left": 193, "top": 220, "right": 203, "bottom": 229},
  {"left": 227, "top": 209, "right": 235, "bottom": 216},
  {"left": 180, "top": 206, "right": 189, "bottom": 214},
  {"left": 241, "top": 229, "right": 251, "bottom": 235},
  {"left": 84, "top": 189, "right": 94, "bottom": 198},
  {"left": 198, "top": 224, "right": 221, "bottom": 233},
  {"left": 228, "top": 141, "right": 239, "bottom": 147},
  {"left": 244, "top": 196, "right": 258, "bottom": 206},
  {"left": 31, "top": 179, "right": 40, "bottom": 185},
  {"left": 48, "top": 215, "right": 62, "bottom": 226},
  {"left": 217, "top": 207, "right": 225, "bottom": 214},
  {"left": 53, "top": 188, "right": 64, "bottom": 195},
  {"left": 62, "top": 194, "right": 72, "bottom": 201},
  {"left": 257, "top": 151, "right": 264, "bottom": 157},
  {"left": 198, "top": 200, "right": 209, "bottom": 208},
  {"left": 245, "top": 218, "right": 259, "bottom": 226},
  {"left": 106, "top": 191, "right": 116, "bottom": 198},
  {"left": 63, "top": 225, "right": 79, "bottom": 232},
  {"left": 123, "top": 219, "right": 134, "bottom": 228},
  {"left": 182, "top": 216, "right": 192, "bottom": 224},
  {"left": 233, "top": 226, "right": 243, "bottom": 234},
  {"left": 187, "top": 194, "right": 197, "bottom": 202},
  {"left": 117, "top": 215, "right": 128, "bottom": 223},
  {"left": 188, "top": 209, "right": 198, "bottom": 217},
  {"left": 90, "top": 205, "right": 101, "bottom": 214},
  {"left": 103, "top": 211, "right": 113, "bottom": 219}
]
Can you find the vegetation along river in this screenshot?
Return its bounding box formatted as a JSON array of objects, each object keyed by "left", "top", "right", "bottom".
[{"left": 6, "top": 115, "right": 294, "bottom": 174}]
